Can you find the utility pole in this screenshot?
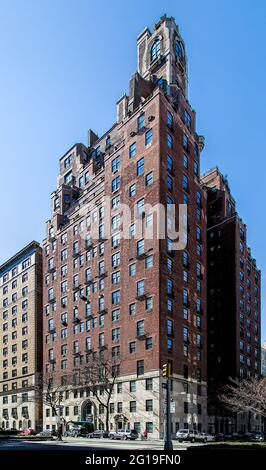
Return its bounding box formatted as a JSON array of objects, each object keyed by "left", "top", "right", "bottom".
[{"left": 163, "top": 363, "right": 173, "bottom": 452}]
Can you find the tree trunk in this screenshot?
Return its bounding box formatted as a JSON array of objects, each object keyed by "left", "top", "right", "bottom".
[{"left": 105, "top": 407, "right": 109, "bottom": 433}]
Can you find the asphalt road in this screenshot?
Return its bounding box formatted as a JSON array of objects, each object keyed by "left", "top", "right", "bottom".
[{"left": 0, "top": 436, "right": 198, "bottom": 451}]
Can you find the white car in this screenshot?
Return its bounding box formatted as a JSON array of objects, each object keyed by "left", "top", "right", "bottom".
[
  {"left": 200, "top": 432, "right": 215, "bottom": 442},
  {"left": 109, "top": 429, "right": 138, "bottom": 440}
]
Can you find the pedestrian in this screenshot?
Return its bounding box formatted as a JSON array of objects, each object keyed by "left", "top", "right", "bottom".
[
  {"left": 57, "top": 423, "right": 63, "bottom": 441},
  {"left": 143, "top": 429, "right": 148, "bottom": 440}
]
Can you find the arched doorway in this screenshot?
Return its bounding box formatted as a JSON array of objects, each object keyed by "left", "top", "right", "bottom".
[{"left": 81, "top": 400, "right": 98, "bottom": 430}]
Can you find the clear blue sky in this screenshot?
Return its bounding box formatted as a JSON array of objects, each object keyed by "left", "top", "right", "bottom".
[{"left": 0, "top": 0, "right": 265, "bottom": 337}]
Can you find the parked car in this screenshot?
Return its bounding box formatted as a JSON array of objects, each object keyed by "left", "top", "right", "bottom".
[
  {"left": 20, "top": 428, "right": 37, "bottom": 436},
  {"left": 175, "top": 429, "right": 206, "bottom": 443},
  {"left": 88, "top": 430, "right": 109, "bottom": 438},
  {"left": 249, "top": 432, "right": 264, "bottom": 442},
  {"left": 200, "top": 432, "right": 215, "bottom": 442},
  {"left": 109, "top": 429, "right": 138, "bottom": 440},
  {"left": 37, "top": 430, "right": 54, "bottom": 438}
]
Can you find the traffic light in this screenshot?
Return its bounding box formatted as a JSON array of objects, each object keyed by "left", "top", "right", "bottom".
[{"left": 162, "top": 362, "right": 172, "bottom": 378}]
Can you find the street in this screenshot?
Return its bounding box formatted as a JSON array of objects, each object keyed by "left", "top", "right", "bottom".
[{"left": 0, "top": 436, "right": 203, "bottom": 451}]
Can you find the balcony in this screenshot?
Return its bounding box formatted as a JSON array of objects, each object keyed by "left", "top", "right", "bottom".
[
  {"left": 80, "top": 294, "right": 88, "bottom": 302},
  {"left": 72, "top": 283, "right": 81, "bottom": 292},
  {"left": 136, "top": 291, "right": 148, "bottom": 301},
  {"left": 136, "top": 330, "right": 148, "bottom": 340},
  {"left": 98, "top": 271, "right": 108, "bottom": 279},
  {"left": 136, "top": 251, "right": 148, "bottom": 260},
  {"left": 98, "top": 308, "right": 108, "bottom": 315},
  {"left": 47, "top": 265, "right": 56, "bottom": 273},
  {"left": 73, "top": 350, "right": 82, "bottom": 356}
]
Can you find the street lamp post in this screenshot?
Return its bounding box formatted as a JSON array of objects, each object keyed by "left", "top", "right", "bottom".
[{"left": 163, "top": 363, "right": 173, "bottom": 452}]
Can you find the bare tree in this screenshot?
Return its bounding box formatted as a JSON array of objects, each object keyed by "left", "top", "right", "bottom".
[
  {"left": 80, "top": 351, "right": 120, "bottom": 432},
  {"left": 219, "top": 377, "right": 266, "bottom": 419},
  {"left": 18, "top": 371, "right": 70, "bottom": 431}
]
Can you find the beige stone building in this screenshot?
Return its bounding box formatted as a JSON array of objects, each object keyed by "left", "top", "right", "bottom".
[{"left": 0, "top": 241, "right": 43, "bottom": 431}]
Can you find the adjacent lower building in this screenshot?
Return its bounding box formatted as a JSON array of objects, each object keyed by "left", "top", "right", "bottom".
[
  {"left": 42, "top": 16, "right": 207, "bottom": 438},
  {"left": 201, "top": 168, "right": 261, "bottom": 434},
  {"left": 0, "top": 242, "right": 43, "bottom": 431}
]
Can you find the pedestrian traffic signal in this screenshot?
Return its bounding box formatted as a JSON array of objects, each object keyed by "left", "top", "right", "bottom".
[{"left": 162, "top": 363, "right": 172, "bottom": 378}]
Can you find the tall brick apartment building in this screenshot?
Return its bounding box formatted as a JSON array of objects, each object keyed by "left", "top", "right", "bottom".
[
  {"left": 201, "top": 168, "right": 261, "bottom": 434},
  {"left": 0, "top": 242, "right": 43, "bottom": 432},
  {"left": 42, "top": 16, "right": 207, "bottom": 437}
]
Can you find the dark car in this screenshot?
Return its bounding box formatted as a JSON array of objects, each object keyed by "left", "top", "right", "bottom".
[
  {"left": 249, "top": 432, "right": 264, "bottom": 442},
  {"left": 88, "top": 430, "right": 109, "bottom": 438}
]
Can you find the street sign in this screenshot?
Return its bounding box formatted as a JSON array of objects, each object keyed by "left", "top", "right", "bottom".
[{"left": 170, "top": 402, "right": 176, "bottom": 414}]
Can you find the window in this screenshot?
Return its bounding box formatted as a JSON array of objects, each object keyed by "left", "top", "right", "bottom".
[
  {"left": 129, "top": 142, "right": 136, "bottom": 158},
  {"left": 137, "top": 360, "right": 144, "bottom": 376},
  {"left": 184, "top": 110, "right": 191, "bottom": 129},
  {"left": 196, "top": 191, "right": 202, "bottom": 207},
  {"left": 136, "top": 198, "right": 145, "bottom": 216},
  {"left": 137, "top": 280, "right": 145, "bottom": 297},
  {"left": 183, "top": 134, "right": 189, "bottom": 151},
  {"left": 137, "top": 239, "right": 144, "bottom": 256},
  {"left": 129, "top": 184, "right": 136, "bottom": 197},
  {"left": 183, "top": 154, "right": 188, "bottom": 168},
  {"left": 145, "top": 129, "right": 153, "bottom": 145},
  {"left": 112, "top": 271, "right": 120, "bottom": 285},
  {"left": 145, "top": 171, "right": 153, "bottom": 186},
  {"left": 112, "top": 252, "right": 120, "bottom": 268},
  {"left": 167, "top": 155, "right": 173, "bottom": 174},
  {"left": 112, "top": 155, "right": 120, "bottom": 172},
  {"left": 111, "top": 176, "right": 120, "bottom": 192},
  {"left": 137, "top": 157, "right": 144, "bottom": 176},
  {"left": 151, "top": 38, "right": 160, "bottom": 61},
  {"left": 167, "top": 133, "right": 173, "bottom": 149},
  {"left": 167, "top": 175, "right": 173, "bottom": 191},
  {"left": 137, "top": 320, "right": 145, "bottom": 337},
  {"left": 130, "top": 381, "right": 136, "bottom": 392},
  {"left": 146, "top": 337, "right": 153, "bottom": 350},
  {"left": 138, "top": 113, "right": 145, "bottom": 130},
  {"left": 167, "top": 111, "right": 173, "bottom": 129},
  {"left": 183, "top": 327, "right": 189, "bottom": 344},
  {"left": 129, "top": 341, "right": 136, "bottom": 354},
  {"left": 145, "top": 296, "right": 153, "bottom": 312},
  {"left": 129, "top": 303, "right": 136, "bottom": 316},
  {"left": 111, "top": 309, "right": 120, "bottom": 324},
  {"left": 112, "top": 328, "right": 120, "bottom": 342},
  {"left": 183, "top": 174, "right": 189, "bottom": 191},
  {"left": 146, "top": 400, "right": 153, "bottom": 412},
  {"left": 176, "top": 41, "right": 183, "bottom": 60},
  {"left": 183, "top": 289, "right": 188, "bottom": 305},
  {"left": 129, "top": 264, "right": 136, "bottom": 277},
  {"left": 130, "top": 401, "right": 137, "bottom": 413},
  {"left": 167, "top": 319, "right": 173, "bottom": 336},
  {"left": 112, "top": 290, "right": 120, "bottom": 305},
  {"left": 145, "top": 255, "right": 153, "bottom": 269}
]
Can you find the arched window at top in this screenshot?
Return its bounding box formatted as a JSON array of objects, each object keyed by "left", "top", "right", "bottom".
[
  {"left": 151, "top": 39, "right": 161, "bottom": 62},
  {"left": 176, "top": 41, "right": 183, "bottom": 61}
]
